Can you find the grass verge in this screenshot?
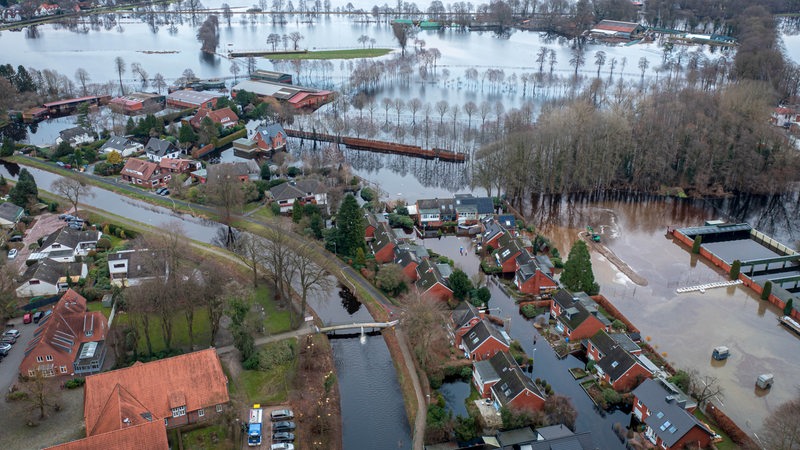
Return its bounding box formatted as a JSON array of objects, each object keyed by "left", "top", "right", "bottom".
[
  {"left": 252, "top": 284, "right": 292, "bottom": 334},
  {"left": 240, "top": 339, "right": 297, "bottom": 404},
  {"left": 693, "top": 409, "right": 738, "bottom": 450},
  {"left": 114, "top": 310, "right": 212, "bottom": 354},
  {"left": 182, "top": 424, "right": 231, "bottom": 450},
  {"left": 267, "top": 48, "right": 392, "bottom": 60}
]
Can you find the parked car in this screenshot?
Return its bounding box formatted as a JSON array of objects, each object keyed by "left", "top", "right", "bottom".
[
  {"left": 60, "top": 214, "right": 76, "bottom": 222},
  {"left": 4, "top": 329, "right": 20, "bottom": 339},
  {"left": 56, "top": 161, "right": 66, "bottom": 167},
  {"left": 33, "top": 311, "right": 44, "bottom": 323},
  {"left": 270, "top": 444, "right": 294, "bottom": 450},
  {"left": 68, "top": 222, "right": 84, "bottom": 230},
  {"left": 160, "top": 189, "right": 170, "bottom": 196},
  {"left": 271, "top": 432, "right": 294, "bottom": 443},
  {"left": 0, "top": 343, "right": 11, "bottom": 356},
  {"left": 23, "top": 313, "right": 32, "bottom": 324},
  {"left": 270, "top": 409, "right": 294, "bottom": 421},
  {"left": 155, "top": 187, "right": 167, "bottom": 196},
  {"left": 0, "top": 336, "right": 15, "bottom": 345},
  {"left": 8, "top": 235, "right": 23, "bottom": 242},
  {"left": 7, "top": 248, "right": 17, "bottom": 260},
  {"left": 272, "top": 421, "right": 296, "bottom": 432}
]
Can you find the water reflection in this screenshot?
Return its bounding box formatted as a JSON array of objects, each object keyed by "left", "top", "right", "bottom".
[{"left": 339, "top": 285, "right": 362, "bottom": 315}]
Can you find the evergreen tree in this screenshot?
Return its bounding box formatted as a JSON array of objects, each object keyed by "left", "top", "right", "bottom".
[
  {"left": 334, "top": 194, "right": 365, "bottom": 258},
  {"left": 8, "top": 168, "right": 38, "bottom": 209},
  {"left": 178, "top": 125, "right": 197, "bottom": 146},
  {"left": 0, "top": 138, "right": 14, "bottom": 157},
  {"left": 784, "top": 298, "right": 794, "bottom": 316},
  {"left": 260, "top": 162, "right": 271, "bottom": 180},
  {"left": 560, "top": 240, "right": 599, "bottom": 295},
  {"left": 449, "top": 269, "right": 473, "bottom": 300},
  {"left": 292, "top": 204, "right": 303, "bottom": 223},
  {"left": 761, "top": 281, "right": 772, "bottom": 300}
]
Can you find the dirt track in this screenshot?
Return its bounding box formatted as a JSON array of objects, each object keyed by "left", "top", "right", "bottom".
[{"left": 580, "top": 232, "right": 649, "bottom": 286}]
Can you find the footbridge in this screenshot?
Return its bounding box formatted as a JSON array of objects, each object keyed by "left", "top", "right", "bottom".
[{"left": 316, "top": 320, "right": 400, "bottom": 334}]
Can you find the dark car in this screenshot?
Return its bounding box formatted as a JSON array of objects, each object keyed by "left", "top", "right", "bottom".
[
  {"left": 33, "top": 311, "right": 44, "bottom": 323},
  {"left": 0, "top": 336, "right": 15, "bottom": 345},
  {"left": 8, "top": 235, "right": 23, "bottom": 242},
  {"left": 161, "top": 189, "right": 170, "bottom": 196},
  {"left": 272, "top": 421, "right": 296, "bottom": 432},
  {"left": 60, "top": 214, "right": 76, "bottom": 222},
  {"left": 155, "top": 187, "right": 167, "bottom": 196},
  {"left": 272, "top": 432, "right": 295, "bottom": 443}
]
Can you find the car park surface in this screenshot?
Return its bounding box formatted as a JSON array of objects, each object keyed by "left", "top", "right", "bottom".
[
  {"left": 0, "top": 321, "right": 36, "bottom": 394},
  {"left": 271, "top": 432, "right": 294, "bottom": 443}
]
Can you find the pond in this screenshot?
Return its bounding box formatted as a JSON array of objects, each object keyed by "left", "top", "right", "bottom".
[{"left": 438, "top": 380, "right": 471, "bottom": 418}]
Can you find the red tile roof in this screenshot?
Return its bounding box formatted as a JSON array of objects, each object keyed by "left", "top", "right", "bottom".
[
  {"left": 593, "top": 20, "right": 640, "bottom": 33},
  {"left": 45, "top": 419, "right": 168, "bottom": 450},
  {"left": 121, "top": 158, "right": 159, "bottom": 181},
  {"left": 83, "top": 349, "right": 229, "bottom": 436}
]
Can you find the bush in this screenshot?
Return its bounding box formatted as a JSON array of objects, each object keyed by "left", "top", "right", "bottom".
[
  {"left": 6, "top": 390, "right": 28, "bottom": 401},
  {"left": 65, "top": 378, "right": 85, "bottom": 389},
  {"left": 96, "top": 238, "right": 112, "bottom": 250},
  {"left": 521, "top": 304, "right": 539, "bottom": 318},
  {"left": 761, "top": 281, "right": 772, "bottom": 300},
  {"left": 602, "top": 388, "right": 621, "bottom": 405},
  {"left": 360, "top": 187, "right": 375, "bottom": 202}
]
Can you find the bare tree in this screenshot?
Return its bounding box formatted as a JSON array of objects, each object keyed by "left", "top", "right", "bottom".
[
  {"left": 762, "top": 393, "right": 800, "bottom": 450},
  {"left": 0, "top": 265, "right": 18, "bottom": 322},
  {"left": 74, "top": 68, "right": 90, "bottom": 96},
  {"left": 206, "top": 164, "right": 245, "bottom": 225},
  {"left": 536, "top": 46, "right": 549, "bottom": 73},
  {"left": 594, "top": 50, "right": 606, "bottom": 78},
  {"left": 392, "top": 22, "right": 409, "bottom": 56},
  {"left": 51, "top": 177, "right": 93, "bottom": 215},
  {"left": 221, "top": 3, "right": 233, "bottom": 26},
  {"left": 638, "top": 57, "right": 649, "bottom": 87},
  {"left": 229, "top": 61, "right": 241, "bottom": 82},
  {"left": 688, "top": 370, "right": 723, "bottom": 406},
  {"left": 400, "top": 292, "right": 448, "bottom": 370},
  {"left": 267, "top": 33, "right": 282, "bottom": 51},
  {"left": 291, "top": 242, "right": 331, "bottom": 325},
  {"left": 463, "top": 101, "right": 477, "bottom": 133},
  {"left": 357, "top": 34, "right": 369, "bottom": 48},
  {"left": 288, "top": 31, "right": 304, "bottom": 50},
  {"left": 435, "top": 100, "right": 449, "bottom": 126},
  {"left": 130, "top": 62, "right": 149, "bottom": 89},
  {"left": 152, "top": 73, "right": 167, "bottom": 94},
  {"left": 224, "top": 229, "right": 265, "bottom": 288},
  {"left": 125, "top": 281, "right": 155, "bottom": 355},
  {"left": 263, "top": 223, "right": 297, "bottom": 303},
  {"left": 569, "top": 47, "right": 585, "bottom": 77},
  {"left": 114, "top": 56, "right": 126, "bottom": 95},
  {"left": 22, "top": 372, "right": 60, "bottom": 419},
  {"left": 408, "top": 98, "right": 422, "bottom": 125}
]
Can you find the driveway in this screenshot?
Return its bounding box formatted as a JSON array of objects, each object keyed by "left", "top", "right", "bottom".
[{"left": 12, "top": 213, "right": 65, "bottom": 275}]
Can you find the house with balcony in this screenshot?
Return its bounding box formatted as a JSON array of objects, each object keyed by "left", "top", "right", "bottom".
[
  {"left": 454, "top": 194, "right": 494, "bottom": 225},
  {"left": 631, "top": 378, "right": 714, "bottom": 449},
  {"left": 19, "top": 289, "right": 107, "bottom": 378},
  {"left": 16, "top": 260, "right": 87, "bottom": 297},
  {"left": 99, "top": 135, "right": 144, "bottom": 157},
  {"left": 586, "top": 330, "right": 651, "bottom": 392},
  {"left": 27, "top": 227, "right": 101, "bottom": 263},
  {"left": 416, "top": 198, "right": 455, "bottom": 228},
  {"left": 145, "top": 138, "right": 181, "bottom": 163},
  {"left": 121, "top": 158, "right": 167, "bottom": 188},
  {"left": 460, "top": 318, "right": 510, "bottom": 361},
  {"left": 108, "top": 249, "right": 168, "bottom": 287},
  {"left": 268, "top": 179, "right": 329, "bottom": 213}
]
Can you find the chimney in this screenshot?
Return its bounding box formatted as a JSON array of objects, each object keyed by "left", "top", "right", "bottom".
[{"left": 665, "top": 395, "right": 675, "bottom": 403}]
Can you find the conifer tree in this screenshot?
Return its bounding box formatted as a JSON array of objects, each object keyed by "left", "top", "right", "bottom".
[{"left": 560, "top": 240, "right": 599, "bottom": 295}]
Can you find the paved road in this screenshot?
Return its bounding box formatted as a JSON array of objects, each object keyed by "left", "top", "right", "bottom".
[
  {"left": 20, "top": 158, "right": 428, "bottom": 449},
  {"left": 216, "top": 321, "right": 315, "bottom": 354},
  {"left": 1, "top": 318, "right": 36, "bottom": 394}
]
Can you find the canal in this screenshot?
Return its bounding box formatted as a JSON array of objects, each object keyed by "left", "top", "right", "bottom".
[{"left": 0, "top": 163, "right": 412, "bottom": 450}]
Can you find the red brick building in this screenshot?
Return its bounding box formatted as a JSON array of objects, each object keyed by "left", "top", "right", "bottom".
[
  {"left": 189, "top": 106, "right": 239, "bottom": 129},
  {"left": 459, "top": 318, "right": 510, "bottom": 361},
  {"left": 450, "top": 301, "right": 484, "bottom": 347},
  {"left": 473, "top": 351, "right": 546, "bottom": 412},
  {"left": 394, "top": 247, "right": 420, "bottom": 282},
  {"left": 632, "top": 378, "right": 713, "bottom": 449},
  {"left": 415, "top": 259, "right": 453, "bottom": 301},
  {"left": 551, "top": 290, "right": 608, "bottom": 341},
  {"left": 586, "top": 330, "right": 651, "bottom": 392},
  {"left": 369, "top": 223, "right": 397, "bottom": 264},
  {"left": 120, "top": 158, "right": 167, "bottom": 188},
  {"left": 514, "top": 257, "right": 557, "bottom": 295}
]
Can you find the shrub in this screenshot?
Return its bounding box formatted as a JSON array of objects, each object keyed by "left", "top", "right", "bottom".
[
  {"left": 6, "top": 390, "right": 28, "bottom": 401},
  {"left": 360, "top": 187, "right": 375, "bottom": 202},
  {"left": 521, "top": 304, "right": 539, "bottom": 318},
  {"left": 65, "top": 378, "right": 85, "bottom": 389},
  {"left": 692, "top": 236, "right": 702, "bottom": 254},
  {"left": 96, "top": 238, "right": 112, "bottom": 250},
  {"left": 730, "top": 260, "right": 740, "bottom": 280},
  {"left": 602, "top": 388, "right": 621, "bottom": 405},
  {"left": 761, "top": 281, "right": 772, "bottom": 300},
  {"left": 611, "top": 319, "right": 627, "bottom": 331}
]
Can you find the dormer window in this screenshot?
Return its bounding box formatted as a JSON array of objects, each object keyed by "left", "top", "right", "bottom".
[{"left": 172, "top": 405, "right": 186, "bottom": 417}]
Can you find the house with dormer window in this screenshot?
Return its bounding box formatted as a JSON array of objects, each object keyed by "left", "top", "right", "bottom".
[
  {"left": 631, "top": 378, "right": 714, "bottom": 449},
  {"left": 472, "top": 351, "right": 546, "bottom": 412},
  {"left": 460, "top": 318, "right": 510, "bottom": 361},
  {"left": 586, "top": 330, "right": 651, "bottom": 392}
]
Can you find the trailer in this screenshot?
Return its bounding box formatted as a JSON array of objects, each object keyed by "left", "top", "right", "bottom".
[{"left": 247, "top": 405, "right": 263, "bottom": 446}]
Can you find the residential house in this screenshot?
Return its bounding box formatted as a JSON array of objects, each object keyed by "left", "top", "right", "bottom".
[
  {"left": 28, "top": 228, "right": 101, "bottom": 263},
  {"left": 632, "top": 378, "right": 714, "bottom": 449},
  {"left": 364, "top": 213, "right": 381, "bottom": 241},
  {"left": 2, "top": 5, "right": 23, "bottom": 21},
  {"left": 494, "top": 238, "right": 524, "bottom": 273},
  {"left": 586, "top": 330, "right": 651, "bottom": 392},
  {"left": 454, "top": 194, "right": 494, "bottom": 225},
  {"left": 393, "top": 243, "right": 426, "bottom": 282},
  {"left": 83, "top": 349, "right": 229, "bottom": 432},
  {"left": 633, "top": 377, "right": 697, "bottom": 418},
  {"left": 550, "top": 290, "right": 607, "bottom": 341},
  {"left": 497, "top": 214, "right": 516, "bottom": 230},
  {"left": 588, "top": 20, "right": 645, "bottom": 39},
  {"left": 108, "top": 92, "right": 164, "bottom": 115},
  {"left": 514, "top": 257, "right": 558, "bottom": 295},
  {"left": 158, "top": 158, "right": 200, "bottom": 181},
  {"left": 416, "top": 198, "right": 455, "bottom": 228},
  {"left": 0, "top": 202, "right": 24, "bottom": 229},
  {"left": 47, "top": 350, "right": 228, "bottom": 449},
  {"left": 370, "top": 223, "right": 397, "bottom": 264},
  {"left": 474, "top": 351, "right": 546, "bottom": 412},
  {"left": 120, "top": 158, "right": 167, "bottom": 188},
  {"left": 450, "top": 301, "right": 484, "bottom": 347},
  {"left": 16, "top": 260, "right": 87, "bottom": 297},
  {"left": 99, "top": 136, "right": 144, "bottom": 157},
  {"left": 482, "top": 217, "right": 507, "bottom": 251},
  {"left": 166, "top": 90, "right": 223, "bottom": 109},
  {"left": 206, "top": 161, "right": 260, "bottom": 183},
  {"left": 252, "top": 123, "right": 287, "bottom": 153},
  {"left": 415, "top": 259, "right": 453, "bottom": 301},
  {"left": 18, "top": 289, "right": 108, "bottom": 378},
  {"left": 268, "top": 179, "right": 328, "bottom": 213},
  {"left": 460, "top": 318, "right": 510, "bottom": 361},
  {"left": 610, "top": 332, "right": 643, "bottom": 356},
  {"left": 144, "top": 138, "right": 181, "bottom": 163},
  {"left": 108, "top": 249, "right": 168, "bottom": 287},
  {"left": 771, "top": 106, "right": 800, "bottom": 127},
  {"left": 56, "top": 126, "right": 95, "bottom": 147},
  {"left": 189, "top": 106, "right": 239, "bottom": 129},
  {"left": 35, "top": 3, "right": 59, "bottom": 16}
]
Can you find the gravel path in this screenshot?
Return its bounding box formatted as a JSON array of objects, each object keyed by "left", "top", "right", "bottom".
[{"left": 0, "top": 386, "right": 85, "bottom": 450}]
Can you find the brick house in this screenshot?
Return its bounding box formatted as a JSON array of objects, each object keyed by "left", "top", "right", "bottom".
[
  {"left": 449, "top": 301, "right": 484, "bottom": 346},
  {"left": 19, "top": 289, "right": 108, "bottom": 378},
  {"left": 83, "top": 349, "right": 229, "bottom": 433},
  {"left": 189, "top": 106, "right": 239, "bottom": 129},
  {"left": 550, "top": 291, "right": 607, "bottom": 341},
  {"left": 99, "top": 135, "right": 144, "bottom": 157},
  {"left": 514, "top": 257, "right": 558, "bottom": 295},
  {"left": 632, "top": 378, "right": 714, "bottom": 449},
  {"left": 494, "top": 238, "right": 524, "bottom": 273},
  {"left": 45, "top": 420, "right": 169, "bottom": 450},
  {"left": 394, "top": 248, "right": 419, "bottom": 282},
  {"left": 586, "top": 330, "right": 651, "bottom": 392},
  {"left": 120, "top": 158, "right": 167, "bottom": 188},
  {"left": 252, "top": 123, "right": 287, "bottom": 152},
  {"left": 268, "top": 179, "right": 329, "bottom": 214},
  {"left": 16, "top": 260, "right": 87, "bottom": 298},
  {"left": 369, "top": 223, "right": 397, "bottom": 264},
  {"left": 27, "top": 228, "right": 101, "bottom": 263},
  {"left": 144, "top": 138, "right": 181, "bottom": 163},
  {"left": 107, "top": 249, "right": 168, "bottom": 287},
  {"left": 415, "top": 259, "right": 452, "bottom": 301},
  {"left": 416, "top": 198, "right": 455, "bottom": 228},
  {"left": 472, "top": 351, "right": 546, "bottom": 412},
  {"left": 482, "top": 218, "right": 507, "bottom": 251},
  {"left": 460, "top": 318, "right": 510, "bottom": 361}
]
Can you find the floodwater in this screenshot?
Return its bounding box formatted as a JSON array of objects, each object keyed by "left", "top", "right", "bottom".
[{"left": 438, "top": 380, "right": 471, "bottom": 418}]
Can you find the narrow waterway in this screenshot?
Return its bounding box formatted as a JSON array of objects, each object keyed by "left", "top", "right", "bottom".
[{"left": 0, "top": 163, "right": 412, "bottom": 450}]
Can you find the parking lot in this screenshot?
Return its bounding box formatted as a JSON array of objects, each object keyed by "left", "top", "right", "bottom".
[
  {"left": 1, "top": 318, "right": 36, "bottom": 394},
  {"left": 242, "top": 405, "right": 295, "bottom": 449},
  {"left": 8, "top": 213, "right": 66, "bottom": 275}
]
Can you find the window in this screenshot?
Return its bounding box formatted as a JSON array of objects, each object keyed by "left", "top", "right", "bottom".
[
  {"left": 198, "top": 409, "right": 205, "bottom": 417},
  {"left": 30, "top": 280, "right": 40, "bottom": 285},
  {"left": 28, "top": 369, "right": 35, "bottom": 377},
  {"left": 36, "top": 356, "right": 43, "bottom": 362},
  {"left": 60, "top": 366, "right": 68, "bottom": 374},
  {"left": 216, "top": 404, "right": 223, "bottom": 413},
  {"left": 164, "top": 418, "right": 168, "bottom": 426},
  {"left": 171, "top": 406, "right": 186, "bottom": 418},
  {"left": 46, "top": 355, "right": 53, "bottom": 361},
  {"left": 636, "top": 399, "right": 642, "bottom": 408}
]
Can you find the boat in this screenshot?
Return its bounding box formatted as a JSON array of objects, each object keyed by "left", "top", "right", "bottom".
[
  {"left": 778, "top": 315, "right": 800, "bottom": 336},
  {"left": 712, "top": 346, "right": 729, "bottom": 360}
]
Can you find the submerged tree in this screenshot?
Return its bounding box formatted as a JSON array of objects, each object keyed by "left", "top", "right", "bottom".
[
  {"left": 392, "top": 22, "right": 409, "bottom": 56},
  {"left": 560, "top": 240, "right": 598, "bottom": 295},
  {"left": 197, "top": 15, "right": 220, "bottom": 53}
]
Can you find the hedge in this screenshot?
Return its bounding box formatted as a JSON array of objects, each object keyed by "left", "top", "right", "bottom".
[{"left": 214, "top": 128, "right": 247, "bottom": 149}]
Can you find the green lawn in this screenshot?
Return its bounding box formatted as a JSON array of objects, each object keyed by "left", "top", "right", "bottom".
[
  {"left": 86, "top": 301, "right": 112, "bottom": 319},
  {"left": 114, "top": 309, "right": 212, "bottom": 354},
  {"left": 181, "top": 424, "right": 232, "bottom": 450},
  {"left": 248, "top": 205, "right": 276, "bottom": 221},
  {"left": 693, "top": 409, "right": 738, "bottom": 450},
  {"left": 266, "top": 48, "right": 392, "bottom": 60},
  {"left": 252, "top": 284, "right": 292, "bottom": 334},
  {"left": 239, "top": 339, "right": 297, "bottom": 404}
]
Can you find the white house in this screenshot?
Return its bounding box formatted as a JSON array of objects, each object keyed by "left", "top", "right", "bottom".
[
  {"left": 144, "top": 137, "right": 181, "bottom": 162},
  {"left": 107, "top": 249, "right": 167, "bottom": 287},
  {"left": 27, "top": 228, "right": 101, "bottom": 263},
  {"left": 16, "top": 260, "right": 87, "bottom": 297},
  {"left": 55, "top": 127, "right": 95, "bottom": 147},
  {"left": 99, "top": 136, "right": 144, "bottom": 157},
  {"left": 268, "top": 179, "right": 328, "bottom": 213}
]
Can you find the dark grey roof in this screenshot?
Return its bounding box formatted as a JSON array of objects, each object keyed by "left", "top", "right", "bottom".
[
  {"left": 463, "top": 319, "right": 509, "bottom": 354},
  {"left": 524, "top": 430, "right": 596, "bottom": 450},
  {"left": 108, "top": 249, "right": 167, "bottom": 280},
  {"left": 256, "top": 123, "right": 286, "bottom": 140},
  {"left": 496, "top": 240, "right": 523, "bottom": 265},
  {"left": 596, "top": 342, "right": 643, "bottom": 383},
  {"left": 535, "top": 424, "right": 575, "bottom": 440},
  {"left": 270, "top": 179, "right": 327, "bottom": 201},
  {"left": 369, "top": 223, "right": 396, "bottom": 254},
  {"left": 40, "top": 228, "right": 101, "bottom": 252},
  {"left": 473, "top": 359, "right": 500, "bottom": 386},
  {"left": 552, "top": 290, "right": 578, "bottom": 310},
  {"left": 144, "top": 137, "right": 177, "bottom": 157},
  {"left": 22, "top": 259, "right": 83, "bottom": 285},
  {"left": 496, "top": 427, "right": 536, "bottom": 447},
  {"left": 452, "top": 301, "right": 481, "bottom": 329},
  {"left": 610, "top": 333, "right": 641, "bottom": 354},
  {"left": 394, "top": 247, "right": 418, "bottom": 268},
  {"left": 0, "top": 202, "right": 24, "bottom": 222},
  {"left": 417, "top": 198, "right": 455, "bottom": 216},
  {"left": 675, "top": 223, "right": 751, "bottom": 237},
  {"left": 633, "top": 378, "right": 713, "bottom": 448},
  {"left": 59, "top": 126, "right": 93, "bottom": 140},
  {"left": 294, "top": 179, "right": 327, "bottom": 195},
  {"left": 558, "top": 301, "right": 595, "bottom": 332},
  {"left": 436, "top": 263, "right": 453, "bottom": 279},
  {"left": 497, "top": 214, "right": 516, "bottom": 229},
  {"left": 269, "top": 182, "right": 305, "bottom": 201},
  {"left": 535, "top": 255, "right": 554, "bottom": 272},
  {"left": 454, "top": 194, "right": 494, "bottom": 215},
  {"left": 100, "top": 135, "right": 137, "bottom": 151},
  {"left": 416, "top": 259, "right": 451, "bottom": 294},
  {"left": 489, "top": 351, "right": 545, "bottom": 407}
]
